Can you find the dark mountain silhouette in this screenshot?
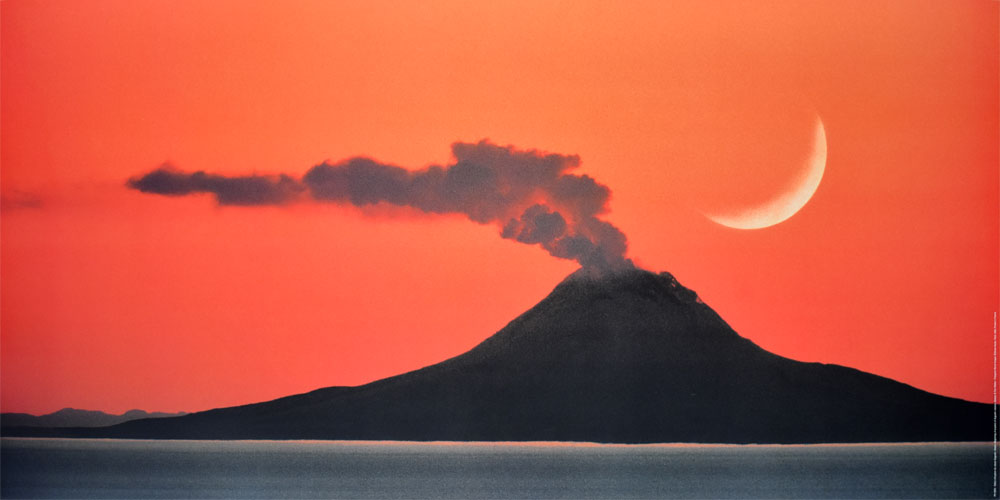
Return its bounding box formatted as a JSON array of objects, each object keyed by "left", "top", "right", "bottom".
[
  {"left": 1, "top": 408, "right": 186, "bottom": 428},
  {"left": 4, "top": 268, "right": 990, "bottom": 443}
]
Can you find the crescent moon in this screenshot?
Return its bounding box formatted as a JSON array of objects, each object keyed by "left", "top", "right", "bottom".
[{"left": 705, "top": 116, "right": 827, "bottom": 230}]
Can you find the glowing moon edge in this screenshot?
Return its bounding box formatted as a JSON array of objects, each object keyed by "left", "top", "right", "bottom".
[{"left": 704, "top": 116, "right": 827, "bottom": 230}]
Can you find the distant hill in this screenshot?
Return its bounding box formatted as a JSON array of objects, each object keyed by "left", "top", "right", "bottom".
[
  {"left": 2, "top": 408, "right": 186, "bottom": 428},
  {"left": 4, "top": 268, "right": 990, "bottom": 443}
]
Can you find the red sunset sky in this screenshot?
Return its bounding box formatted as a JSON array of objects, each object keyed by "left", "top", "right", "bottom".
[{"left": 2, "top": 0, "right": 997, "bottom": 414}]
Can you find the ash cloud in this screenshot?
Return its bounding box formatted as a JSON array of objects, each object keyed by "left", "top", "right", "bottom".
[
  {"left": 127, "top": 169, "right": 303, "bottom": 206},
  {"left": 0, "top": 190, "right": 44, "bottom": 211},
  {"left": 128, "top": 140, "right": 632, "bottom": 271}
]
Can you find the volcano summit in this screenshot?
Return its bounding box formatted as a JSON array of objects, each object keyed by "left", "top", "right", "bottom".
[{"left": 5, "top": 268, "right": 989, "bottom": 443}]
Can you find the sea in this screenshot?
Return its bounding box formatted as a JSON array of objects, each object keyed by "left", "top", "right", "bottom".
[{"left": 1, "top": 438, "right": 995, "bottom": 499}]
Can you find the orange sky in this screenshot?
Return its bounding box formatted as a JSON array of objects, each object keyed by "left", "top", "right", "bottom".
[{"left": 2, "top": 0, "right": 997, "bottom": 414}]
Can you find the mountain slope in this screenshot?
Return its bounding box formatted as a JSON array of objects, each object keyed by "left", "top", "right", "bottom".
[{"left": 5, "top": 269, "right": 990, "bottom": 443}]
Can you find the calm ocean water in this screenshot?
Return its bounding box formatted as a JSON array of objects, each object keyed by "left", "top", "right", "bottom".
[{"left": 1, "top": 438, "right": 994, "bottom": 499}]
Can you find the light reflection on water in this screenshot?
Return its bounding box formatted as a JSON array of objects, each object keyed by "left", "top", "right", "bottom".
[{"left": 1, "top": 438, "right": 994, "bottom": 499}]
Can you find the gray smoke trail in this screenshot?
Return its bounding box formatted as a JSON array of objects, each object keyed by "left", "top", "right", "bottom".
[{"left": 127, "top": 140, "right": 632, "bottom": 271}]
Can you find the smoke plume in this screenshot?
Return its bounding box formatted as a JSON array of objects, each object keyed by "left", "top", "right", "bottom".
[{"left": 128, "top": 140, "right": 632, "bottom": 271}]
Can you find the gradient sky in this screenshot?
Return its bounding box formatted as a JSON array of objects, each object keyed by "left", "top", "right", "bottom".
[{"left": 2, "top": 0, "right": 997, "bottom": 414}]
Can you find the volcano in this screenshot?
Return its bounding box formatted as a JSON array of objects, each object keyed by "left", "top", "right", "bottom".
[{"left": 5, "top": 268, "right": 990, "bottom": 443}]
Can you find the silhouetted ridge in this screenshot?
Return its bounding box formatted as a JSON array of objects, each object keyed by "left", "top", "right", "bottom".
[
  {"left": 1, "top": 408, "right": 186, "bottom": 428},
  {"left": 4, "top": 268, "right": 990, "bottom": 443}
]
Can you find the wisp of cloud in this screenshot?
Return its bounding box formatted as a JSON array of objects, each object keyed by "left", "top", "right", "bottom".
[{"left": 127, "top": 140, "right": 632, "bottom": 271}]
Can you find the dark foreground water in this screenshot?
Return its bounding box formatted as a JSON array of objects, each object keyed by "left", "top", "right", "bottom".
[{"left": 1, "top": 439, "right": 995, "bottom": 499}]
